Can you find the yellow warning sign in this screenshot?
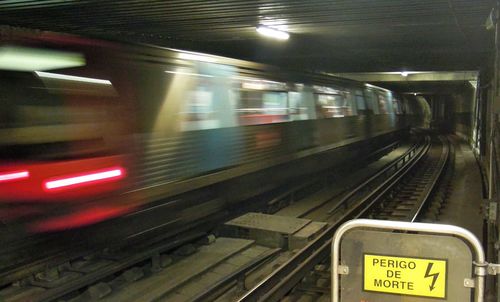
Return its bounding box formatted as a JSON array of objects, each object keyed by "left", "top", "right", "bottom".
[{"left": 364, "top": 254, "right": 447, "bottom": 299}]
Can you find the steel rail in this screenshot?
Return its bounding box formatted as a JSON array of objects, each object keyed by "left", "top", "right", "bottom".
[
  {"left": 236, "top": 135, "right": 449, "bottom": 302},
  {"left": 327, "top": 140, "right": 419, "bottom": 214},
  {"left": 409, "top": 135, "right": 450, "bottom": 222},
  {"left": 338, "top": 136, "right": 431, "bottom": 220},
  {"left": 0, "top": 140, "right": 402, "bottom": 300},
  {"left": 188, "top": 248, "right": 282, "bottom": 302}
]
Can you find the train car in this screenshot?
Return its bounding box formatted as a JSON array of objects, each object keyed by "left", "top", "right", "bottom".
[{"left": 0, "top": 27, "right": 422, "bottom": 232}]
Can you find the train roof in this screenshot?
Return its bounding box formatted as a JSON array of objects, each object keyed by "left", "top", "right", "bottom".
[{"left": 0, "top": 25, "right": 394, "bottom": 93}]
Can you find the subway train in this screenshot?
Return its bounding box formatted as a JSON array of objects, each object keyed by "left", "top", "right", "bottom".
[{"left": 0, "top": 27, "right": 425, "bottom": 232}]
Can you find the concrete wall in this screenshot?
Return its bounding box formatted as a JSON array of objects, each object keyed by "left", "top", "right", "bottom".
[
  {"left": 425, "top": 83, "right": 476, "bottom": 141},
  {"left": 451, "top": 83, "right": 477, "bottom": 142},
  {"left": 416, "top": 96, "right": 432, "bottom": 128}
]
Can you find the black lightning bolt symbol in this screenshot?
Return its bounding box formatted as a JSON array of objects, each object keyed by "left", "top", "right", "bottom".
[{"left": 424, "top": 262, "right": 439, "bottom": 291}]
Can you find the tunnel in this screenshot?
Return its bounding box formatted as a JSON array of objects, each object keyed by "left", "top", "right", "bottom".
[{"left": 0, "top": 1, "right": 498, "bottom": 302}]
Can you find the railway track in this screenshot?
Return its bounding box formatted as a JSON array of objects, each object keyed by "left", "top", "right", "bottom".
[
  {"left": 0, "top": 134, "right": 454, "bottom": 302},
  {"left": 238, "top": 135, "right": 451, "bottom": 302},
  {"left": 0, "top": 139, "right": 399, "bottom": 291}
]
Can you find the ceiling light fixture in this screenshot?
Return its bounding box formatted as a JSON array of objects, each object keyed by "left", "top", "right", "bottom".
[
  {"left": 400, "top": 71, "right": 409, "bottom": 77},
  {"left": 256, "top": 26, "right": 289, "bottom": 40}
]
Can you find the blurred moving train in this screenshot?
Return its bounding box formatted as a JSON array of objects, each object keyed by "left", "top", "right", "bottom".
[{"left": 0, "top": 27, "right": 424, "bottom": 232}]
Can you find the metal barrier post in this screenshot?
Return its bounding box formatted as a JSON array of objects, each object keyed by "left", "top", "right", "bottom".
[{"left": 331, "top": 219, "right": 486, "bottom": 302}]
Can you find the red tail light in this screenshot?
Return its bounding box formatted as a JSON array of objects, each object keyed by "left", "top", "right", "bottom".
[
  {"left": 0, "top": 170, "right": 30, "bottom": 182},
  {"left": 43, "top": 167, "right": 125, "bottom": 192},
  {"left": 0, "top": 156, "right": 128, "bottom": 202}
]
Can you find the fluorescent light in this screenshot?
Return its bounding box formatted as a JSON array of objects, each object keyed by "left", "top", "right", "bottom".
[
  {"left": 400, "top": 71, "right": 409, "bottom": 77},
  {"left": 256, "top": 26, "right": 289, "bottom": 40},
  {"left": 178, "top": 52, "right": 217, "bottom": 63},
  {"left": 165, "top": 70, "right": 213, "bottom": 78},
  {"left": 35, "top": 71, "right": 112, "bottom": 85},
  {"left": 0, "top": 46, "right": 85, "bottom": 71}
]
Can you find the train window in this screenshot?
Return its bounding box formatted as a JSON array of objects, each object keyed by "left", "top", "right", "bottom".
[
  {"left": 376, "top": 92, "right": 390, "bottom": 114},
  {"left": 314, "top": 93, "right": 355, "bottom": 118},
  {"left": 288, "top": 91, "right": 311, "bottom": 120},
  {"left": 380, "top": 91, "right": 400, "bottom": 115},
  {"left": 355, "top": 90, "right": 366, "bottom": 111},
  {"left": 177, "top": 63, "right": 238, "bottom": 131},
  {"left": 181, "top": 85, "right": 218, "bottom": 131},
  {"left": 365, "top": 89, "right": 380, "bottom": 114},
  {"left": 346, "top": 90, "right": 358, "bottom": 116},
  {"left": 393, "top": 98, "right": 403, "bottom": 115},
  {"left": 0, "top": 45, "right": 126, "bottom": 160},
  {"left": 237, "top": 90, "right": 289, "bottom": 125}
]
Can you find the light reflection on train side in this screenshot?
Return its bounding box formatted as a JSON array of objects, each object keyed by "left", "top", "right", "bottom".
[
  {"left": 29, "top": 205, "right": 133, "bottom": 232},
  {"left": 35, "top": 71, "right": 112, "bottom": 85}
]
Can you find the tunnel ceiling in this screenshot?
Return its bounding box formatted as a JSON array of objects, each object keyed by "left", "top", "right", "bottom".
[
  {"left": 377, "top": 80, "right": 474, "bottom": 95},
  {"left": 0, "top": 0, "right": 495, "bottom": 74}
]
